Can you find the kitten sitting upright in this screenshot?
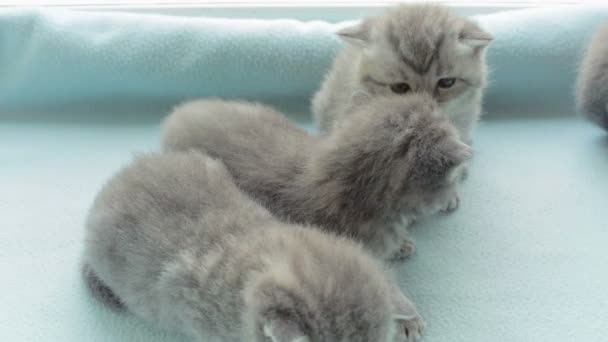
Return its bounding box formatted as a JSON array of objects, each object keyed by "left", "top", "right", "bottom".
[
  {"left": 83, "top": 152, "right": 424, "bottom": 342},
  {"left": 577, "top": 22, "right": 608, "bottom": 131},
  {"left": 163, "top": 94, "right": 471, "bottom": 261},
  {"left": 312, "top": 4, "right": 492, "bottom": 143}
]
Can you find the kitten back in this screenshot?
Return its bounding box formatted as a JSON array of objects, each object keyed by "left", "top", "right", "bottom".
[{"left": 321, "top": 93, "right": 471, "bottom": 200}]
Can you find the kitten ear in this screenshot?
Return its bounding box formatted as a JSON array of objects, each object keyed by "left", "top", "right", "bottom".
[
  {"left": 459, "top": 21, "right": 493, "bottom": 49},
  {"left": 444, "top": 139, "right": 473, "bottom": 167},
  {"left": 264, "top": 318, "right": 310, "bottom": 342},
  {"left": 337, "top": 22, "right": 370, "bottom": 47},
  {"left": 427, "top": 138, "right": 472, "bottom": 182}
]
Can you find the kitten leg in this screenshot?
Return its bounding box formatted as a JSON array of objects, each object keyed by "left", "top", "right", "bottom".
[
  {"left": 387, "top": 215, "right": 417, "bottom": 262},
  {"left": 459, "top": 164, "right": 470, "bottom": 182},
  {"left": 441, "top": 192, "right": 460, "bottom": 213},
  {"left": 390, "top": 283, "right": 425, "bottom": 342},
  {"left": 387, "top": 241, "right": 416, "bottom": 264},
  {"left": 441, "top": 163, "right": 468, "bottom": 213},
  {"left": 395, "top": 239, "right": 417, "bottom": 260},
  {"left": 396, "top": 315, "right": 425, "bottom": 342}
]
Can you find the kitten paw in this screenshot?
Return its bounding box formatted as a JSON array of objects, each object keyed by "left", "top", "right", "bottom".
[
  {"left": 398, "top": 315, "right": 425, "bottom": 342},
  {"left": 441, "top": 193, "right": 460, "bottom": 213},
  {"left": 459, "top": 166, "right": 469, "bottom": 182},
  {"left": 388, "top": 240, "right": 416, "bottom": 262}
]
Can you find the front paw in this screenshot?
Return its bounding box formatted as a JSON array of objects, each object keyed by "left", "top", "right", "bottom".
[
  {"left": 396, "top": 315, "right": 425, "bottom": 342},
  {"left": 441, "top": 193, "right": 460, "bottom": 213},
  {"left": 390, "top": 282, "right": 425, "bottom": 342},
  {"left": 388, "top": 239, "right": 416, "bottom": 262}
]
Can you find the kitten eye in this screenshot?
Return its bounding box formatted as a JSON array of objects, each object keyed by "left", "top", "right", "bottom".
[
  {"left": 389, "top": 82, "right": 411, "bottom": 94},
  {"left": 437, "top": 78, "right": 456, "bottom": 89}
]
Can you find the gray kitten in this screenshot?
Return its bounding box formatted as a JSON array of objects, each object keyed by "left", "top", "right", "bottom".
[
  {"left": 162, "top": 95, "right": 471, "bottom": 261},
  {"left": 577, "top": 22, "right": 608, "bottom": 131},
  {"left": 312, "top": 3, "right": 492, "bottom": 143},
  {"left": 82, "top": 151, "right": 425, "bottom": 342}
]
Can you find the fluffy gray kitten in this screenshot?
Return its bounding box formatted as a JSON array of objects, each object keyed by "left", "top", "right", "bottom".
[
  {"left": 312, "top": 3, "right": 492, "bottom": 143},
  {"left": 82, "top": 152, "right": 425, "bottom": 342},
  {"left": 162, "top": 95, "right": 471, "bottom": 261},
  {"left": 577, "top": 22, "right": 608, "bottom": 131}
]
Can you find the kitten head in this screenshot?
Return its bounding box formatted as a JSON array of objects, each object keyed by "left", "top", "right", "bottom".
[
  {"left": 322, "top": 93, "right": 472, "bottom": 215},
  {"left": 576, "top": 22, "right": 608, "bottom": 131},
  {"left": 339, "top": 4, "right": 491, "bottom": 110},
  {"left": 243, "top": 229, "right": 413, "bottom": 342}
]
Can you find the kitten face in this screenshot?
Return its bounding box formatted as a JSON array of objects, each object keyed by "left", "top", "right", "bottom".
[{"left": 340, "top": 4, "right": 491, "bottom": 113}]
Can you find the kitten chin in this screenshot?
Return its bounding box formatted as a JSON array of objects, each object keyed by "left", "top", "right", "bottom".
[
  {"left": 82, "top": 152, "right": 424, "bottom": 342},
  {"left": 312, "top": 3, "right": 492, "bottom": 142},
  {"left": 162, "top": 94, "right": 471, "bottom": 262},
  {"left": 577, "top": 22, "right": 608, "bottom": 131}
]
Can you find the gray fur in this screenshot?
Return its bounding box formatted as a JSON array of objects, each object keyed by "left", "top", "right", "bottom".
[
  {"left": 312, "top": 3, "right": 492, "bottom": 143},
  {"left": 82, "top": 151, "right": 424, "bottom": 342},
  {"left": 577, "top": 22, "right": 608, "bottom": 131},
  {"left": 162, "top": 95, "right": 471, "bottom": 261}
]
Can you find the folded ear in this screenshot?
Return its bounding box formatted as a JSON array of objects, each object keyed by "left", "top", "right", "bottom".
[
  {"left": 264, "top": 318, "right": 310, "bottom": 342},
  {"left": 459, "top": 21, "right": 493, "bottom": 49},
  {"left": 337, "top": 22, "right": 371, "bottom": 47},
  {"left": 443, "top": 138, "right": 473, "bottom": 167}
]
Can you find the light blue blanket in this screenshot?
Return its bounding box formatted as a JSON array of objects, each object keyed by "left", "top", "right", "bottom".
[
  {"left": 2, "top": 5, "right": 608, "bottom": 114},
  {"left": 1, "top": 5, "right": 608, "bottom": 342}
]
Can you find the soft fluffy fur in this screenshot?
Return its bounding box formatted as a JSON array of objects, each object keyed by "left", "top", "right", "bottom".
[
  {"left": 577, "top": 22, "right": 608, "bottom": 131},
  {"left": 82, "top": 152, "right": 425, "bottom": 342},
  {"left": 162, "top": 96, "right": 471, "bottom": 261},
  {"left": 312, "top": 3, "right": 492, "bottom": 143}
]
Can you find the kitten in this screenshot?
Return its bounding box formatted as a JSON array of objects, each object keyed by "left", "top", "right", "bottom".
[
  {"left": 312, "top": 3, "right": 492, "bottom": 143},
  {"left": 82, "top": 152, "right": 425, "bottom": 342},
  {"left": 577, "top": 22, "right": 608, "bottom": 131},
  {"left": 162, "top": 95, "right": 471, "bottom": 261}
]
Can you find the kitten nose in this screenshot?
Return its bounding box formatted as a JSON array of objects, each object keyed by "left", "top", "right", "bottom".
[
  {"left": 410, "top": 89, "right": 440, "bottom": 106},
  {"left": 422, "top": 84, "right": 436, "bottom": 96}
]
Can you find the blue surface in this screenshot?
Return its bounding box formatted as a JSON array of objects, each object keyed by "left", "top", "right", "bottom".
[{"left": 1, "top": 111, "right": 607, "bottom": 341}]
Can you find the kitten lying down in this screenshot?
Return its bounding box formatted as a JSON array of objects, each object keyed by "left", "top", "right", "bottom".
[
  {"left": 577, "top": 22, "right": 608, "bottom": 131},
  {"left": 163, "top": 94, "right": 471, "bottom": 261},
  {"left": 82, "top": 152, "right": 424, "bottom": 342}
]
